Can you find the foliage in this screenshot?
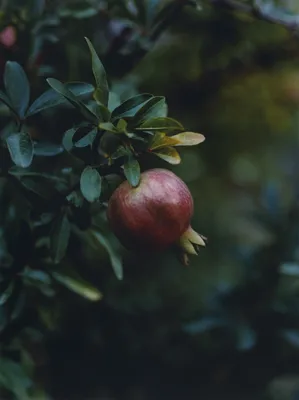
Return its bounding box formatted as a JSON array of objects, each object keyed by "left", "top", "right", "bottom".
[{"left": 0, "top": 27, "right": 204, "bottom": 399}]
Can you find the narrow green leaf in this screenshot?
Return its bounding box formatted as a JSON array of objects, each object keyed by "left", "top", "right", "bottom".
[
  {"left": 124, "top": 157, "right": 140, "bottom": 187},
  {"left": 4, "top": 61, "right": 30, "bottom": 118},
  {"left": 0, "top": 358, "right": 32, "bottom": 400},
  {"left": 34, "top": 142, "right": 64, "bottom": 156},
  {"left": 85, "top": 37, "right": 109, "bottom": 106},
  {"left": 111, "top": 93, "right": 153, "bottom": 119},
  {"left": 50, "top": 212, "right": 71, "bottom": 264},
  {"left": 60, "top": 5, "right": 98, "bottom": 19},
  {"left": 149, "top": 131, "right": 180, "bottom": 150},
  {"left": 133, "top": 96, "right": 168, "bottom": 125},
  {"left": 75, "top": 127, "right": 98, "bottom": 148},
  {"left": 0, "top": 89, "right": 15, "bottom": 114},
  {"left": 146, "top": 0, "right": 161, "bottom": 26},
  {"left": 0, "top": 282, "right": 14, "bottom": 306},
  {"left": 8, "top": 168, "right": 66, "bottom": 183},
  {"left": 91, "top": 230, "right": 123, "bottom": 280},
  {"left": 111, "top": 145, "right": 131, "bottom": 160},
  {"left": 89, "top": 102, "right": 111, "bottom": 122},
  {"left": 108, "top": 91, "right": 121, "bottom": 110},
  {"left": 52, "top": 271, "right": 102, "bottom": 301},
  {"left": 47, "top": 78, "right": 98, "bottom": 123},
  {"left": 21, "top": 267, "right": 52, "bottom": 285},
  {"left": 171, "top": 132, "right": 205, "bottom": 146},
  {"left": 98, "top": 122, "right": 119, "bottom": 133},
  {"left": 280, "top": 263, "right": 299, "bottom": 276},
  {"left": 136, "top": 117, "right": 183, "bottom": 131},
  {"left": 18, "top": 177, "right": 56, "bottom": 199},
  {"left": 27, "top": 82, "right": 94, "bottom": 117},
  {"left": 6, "top": 132, "right": 34, "bottom": 168},
  {"left": 80, "top": 166, "right": 102, "bottom": 202},
  {"left": 0, "top": 120, "right": 18, "bottom": 141},
  {"left": 152, "top": 146, "right": 181, "bottom": 165},
  {"left": 62, "top": 127, "right": 78, "bottom": 151},
  {"left": 116, "top": 119, "right": 127, "bottom": 132}
]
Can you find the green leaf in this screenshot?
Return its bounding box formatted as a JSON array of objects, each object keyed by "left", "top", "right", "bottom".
[
  {"left": 89, "top": 102, "right": 111, "bottom": 122},
  {"left": 4, "top": 61, "right": 30, "bottom": 118},
  {"left": 85, "top": 37, "right": 109, "bottom": 106},
  {"left": 111, "top": 145, "right": 131, "bottom": 160},
  {"left": 116, "top": 119, "right": 128, "bottom": 132},
  {"left": 18, "top": 177, "right": 56, "bottom": 200},
  {"left": 98, "top": 122, "right": 119, "bottom": 133},
  {"left": 62, "top": 127, "right": 78, "bottom": 152},
  {"left": 133, "top": 96, "right": 168, "bottom": 125},
  {"left": 149, "top": 131, "right": 180, "bottom": 150},
  {"left": 146, "top": 0, "right": 161, "bottom": 26},
  {"left": 0, "top": 282, "right": 14, "bottom": 306},
  {"left": 124, "top": 157, "right": 140, "bottom": 187},
  {"left": 27, "top": 82, "right": 94, "bottom": 117},
  {"left": 152, "top": 146, "right": 181, "bottom": 165},
  {"left": 80, "top": 166, "right": 102, "bottom": 202},
  {"left": 136, "top": 117, "right": 184, "bottom": 131},
  {"left": 59, "top": 4, "right": 98, "bottom": 19},
  {"left": 47, "top": 78, "right": 98, "bottom": 123},
  {"left": 111, "top": 93, "right": 153, "bottom": 119},
  {"left": 108, "top": 91, "right": 121, "bottom": 110},
  {"left": 50, "top": 212, "right": 71, "bottom": 264},
  {"left": 280, "top": 263, "right": 299, "bottom": 276},
  {"left": 0, "top": 89, "right": 15, "bottom": 114},
  {"left": 6, "top": 132, "right": 34, "bottom": 168},
  {"left": 52, "top": 271, "right": 102, "bottom": 301},
  {"left": 91, "top": 230, "right": 123, "bottom": 280},
  {"left": 34, "top": 142, "right": 64, "bottom": 156},
  {"left": 75, "top": 127, "right": 98, "bottom": 148},
  {"left": 171, "top": 132, "right": 205, "bottom": 146},
  {"left": 0, "top": 358, "right": 32, "bottom": 400},
  {"left": 21, "top": 267, "right": 52, "bottom": 285}
]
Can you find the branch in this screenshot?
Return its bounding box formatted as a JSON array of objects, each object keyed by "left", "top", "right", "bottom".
[{"left": 209, "top": 0, "right": 299, "bottom": 32}]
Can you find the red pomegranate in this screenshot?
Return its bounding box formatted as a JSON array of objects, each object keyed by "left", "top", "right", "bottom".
[
  {"left": 0, "top": 26, "right": 16, "bottom": 48},
  {"left": 107, "top": 168, "right": 205, "bottom": 260}
]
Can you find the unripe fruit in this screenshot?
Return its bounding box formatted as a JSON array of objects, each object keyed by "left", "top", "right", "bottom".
[{"left": 107, "top": 168, "right": 205, "bottom": 261}]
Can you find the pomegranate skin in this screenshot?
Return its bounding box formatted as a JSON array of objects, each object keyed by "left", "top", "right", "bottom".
[{"left": 107, "top": 168, "right": 194, "bottom": 252}]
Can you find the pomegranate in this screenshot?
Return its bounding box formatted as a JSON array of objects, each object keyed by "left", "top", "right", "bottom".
[
  {"left": 0, "top": 26, "right": 16, "bottom": 48},
  {"left": 107, "top": 168, "right": 205, "bottom": 261}
]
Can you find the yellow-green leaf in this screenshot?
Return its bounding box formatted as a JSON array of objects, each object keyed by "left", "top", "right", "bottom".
[
  {"left": 171, "top": 132, "right": 205, "bottom": 146},
  {"left": 152, "top": 146, "right": 181, "bottom": 165},
  {"left": 99, "top": 122, "right": 118, "bottom": 133},
  {"left": 52, "top": 271, "right": 102, "bottom": 301},
  {"left": 149, "top": 132, "right": 180, "bottom": 150},
  {"left": 136, "top": 117, "right": 184, "bottom": 131}
]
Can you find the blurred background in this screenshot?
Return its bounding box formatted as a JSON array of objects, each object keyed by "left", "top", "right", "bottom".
[{"left": 3, "top": 0, "right": 299, "bottom": 399}]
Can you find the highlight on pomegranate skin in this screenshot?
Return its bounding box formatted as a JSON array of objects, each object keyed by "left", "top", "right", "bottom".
[{"left": 107, "top": 168, "right": 206, "bottom": 262}]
